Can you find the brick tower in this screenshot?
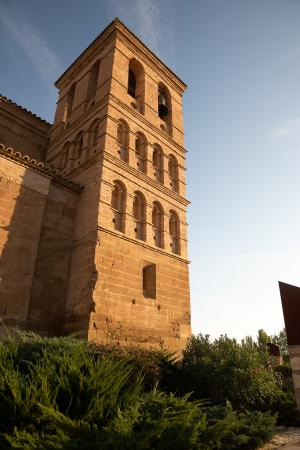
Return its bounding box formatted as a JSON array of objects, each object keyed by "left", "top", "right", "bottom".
[{"left": 46, "top": 19, "right": 191, "bottom": 352}]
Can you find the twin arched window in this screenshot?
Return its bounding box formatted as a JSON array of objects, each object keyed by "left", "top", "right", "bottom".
[
  {"left": 62, "top": 59, "right": 100, "bottom": 127},
  {"left": 110, "top": 182, "right": 180, "bottom": 253},
  {"left": 60, "top": 120, "right": 100, "bottom": 170},
  {"left": 116, "top": 120, "right": 178, "bottom": 192},
  {"left": 127, "top": 60, "right": 173, "bottom": 133}
]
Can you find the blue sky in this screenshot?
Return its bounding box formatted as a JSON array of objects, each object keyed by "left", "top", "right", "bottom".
[{"left": 1, "top": 0, "right": 300, "bottom": 339}]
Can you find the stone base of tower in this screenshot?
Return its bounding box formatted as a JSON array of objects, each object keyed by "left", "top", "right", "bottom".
[{"left": 87, "top": 229, "right": 191, "bottom": 353}]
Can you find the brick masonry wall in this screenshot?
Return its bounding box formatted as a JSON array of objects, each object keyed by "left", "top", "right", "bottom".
[
  {"left": 27, "top": 183, "right": 79, "bottom": 335},
  {"left": 90, "top": 230, "right": 191, "bottom": 352},
  {"left": 43, "top": 19, "right": 191, "bottom": 352},
  {"left": 0, "top": 156, "right": 51, "bottom": 325},
  {"left": 0, "top": 97, "right": 51, "bottom": 161}
]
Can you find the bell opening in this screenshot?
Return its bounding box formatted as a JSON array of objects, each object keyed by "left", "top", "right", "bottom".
[{"left": 158, "top": 92, "right": 169, "bottom": 118}]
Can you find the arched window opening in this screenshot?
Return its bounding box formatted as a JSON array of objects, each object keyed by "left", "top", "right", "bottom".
[
  {"left": 168, "top": 155, "right": 179, "bottom": 192},
  {"left": 128, "top": 70, "right": 136, "bottom": 98},
  {"left": 89, "top": 120, "right": 100, "bottom": 147},
  {"left": 135, "top": 133, "right": 147, "bottom": 173},
  {"left": 158, "top": 82, "right": 172, "bottom": 135},
  {"left": 169, "top": 210, "right": 180, "bottom": 255},
  {"left": 75, "top": 131, "right": 84, "bottom": 159},
  {"left": 128, "top": 59, "right": 145, "bottom": 114},
  {"left": 152, "top": 202, "right": 164, "bottom": 248},
  {"left": 63, "top": 83, "right": 76, "bottom": 124},
  {"left": 133, "top": 191, "right": 146, "bottom": 241},
  {"left": 153, "top": 145, "right": 164, "bottom": 183},
  {"left": 117, "top": 120, "right": 129, "bottom": 163},
  {"left": 158, "top": 91, "right": 168, "bottom": 118},
  {"left": 61, "top": 142, "right": 70, "bottom": 169},
  {"left": 86, "top": 60, "right": 100, "bottom": 103},
  {"left": 111, "top": 181, "right": 126, "bottom": 233}
]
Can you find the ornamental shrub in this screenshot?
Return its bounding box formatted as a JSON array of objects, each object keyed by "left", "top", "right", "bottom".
[{"left": 0, "top": 332, "right": 276, "bottom": 449}]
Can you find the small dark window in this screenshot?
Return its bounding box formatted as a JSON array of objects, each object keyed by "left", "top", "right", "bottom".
[
  {"left": 143, "top": 264, "right": 156, "bottom": 299},
  {"left": 128, "top": 70, "right": 136, "bottom": 98}
]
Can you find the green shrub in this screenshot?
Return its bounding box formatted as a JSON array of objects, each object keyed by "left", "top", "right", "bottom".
[
  {"left": 177, "top": 334, "right": 282, "bottom": 412},
  {"left": 0, "top": 332, "right": 276, "bottom": 450}
]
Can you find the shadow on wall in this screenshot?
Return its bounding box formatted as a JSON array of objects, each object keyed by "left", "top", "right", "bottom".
[
  {"left": 0, "top": 151, "right": 81, "bottom": 336},
  {"left": 0, "top": 157, "right": 51, "bottom": 330},
  {"left": 57, "top": 149, "right": 103, "bottom": 340}
]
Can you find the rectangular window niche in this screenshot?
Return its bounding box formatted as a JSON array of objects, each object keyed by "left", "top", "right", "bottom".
[{"left": 142, "top": 263, "right": 156, "bottom": 299}]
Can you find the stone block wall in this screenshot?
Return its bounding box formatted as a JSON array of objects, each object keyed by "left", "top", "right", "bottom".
[
  {"left": 288, "top": 345, "right": 300, "bottom": 410},
  {"left": 0, "top": 19, "right": 192, "bottom": 353},
  {"left": 27, "top": 183, "right": 79, "bottom": 335},
  {"left": 0, "top": 146, "right": 82, "bottom": 332},
  {"left": 90, "top": 230, "right": 191, "bottom": 352},
  {"left": 0, "top": 155, "right": 51, "bottom": 325},
  {"left": 46, "top": 19, "right": 191, "bottom": 352},
  {"left": 0, "top": 96, "right": 51, "bottom": 161}
]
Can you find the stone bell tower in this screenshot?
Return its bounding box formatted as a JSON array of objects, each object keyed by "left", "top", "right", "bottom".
[{"left": 46, "top": 19, "right": 191, "bottom": 352}]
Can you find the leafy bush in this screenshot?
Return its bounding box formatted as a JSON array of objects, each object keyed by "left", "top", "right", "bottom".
[
  {"left": 178, "top": 334, "right": 282, "bottom": 411},
  {"left": 0, "top": 332, "right": 276, "bottom": 449}
]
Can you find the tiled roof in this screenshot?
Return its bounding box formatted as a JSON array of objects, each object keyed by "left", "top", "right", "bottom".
[
  {"left": 0, "top": 143, "right": 83, "bottom": 192},
  {"left": 0, "top": 94, "right": 52, "bottom": 126}
]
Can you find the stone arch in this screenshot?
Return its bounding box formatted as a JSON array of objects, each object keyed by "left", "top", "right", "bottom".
[
  {"left": 86, "top": 60, "right": 100, "bottom": 104},
  {"left": 153, "top": 144, "right": 164, "bottom": 183},
  {"left": 117, "top": 119, "right": 129, "bottom": 163},
  {"left": 152, "top": 201, "right": 164, "bottom": 248},
  {"left": 168, "top": 154, "right": 179, "bottom": 192},
  {"left": 133, "top": 191, "right": 146, "bottom": 241},
  {"left": 135, "top": 131, "right": 147, "bottom": 174},
  {"left": 74, "top": 130, "right": 84, "bottom": 159},
  {"left": 158, "top": 81, "right": 172, "bottom": 136},
  {"left": 63, "top": 83, "right": 76, "bottom": 124},
  {"left": 88, "top": 118, "right": 100, "bottom": 147},
  {"left": 128, "top": 58, "right": 145, "bottom": 114},
  {"left": 111, "top": 180, "right": 127, "bottom": 233},
  {"left": 169, "top": 209, "right": 180, "bottom": 255},
  {"left": 60, "top": 141, "right": 70, "bottom": 169}
]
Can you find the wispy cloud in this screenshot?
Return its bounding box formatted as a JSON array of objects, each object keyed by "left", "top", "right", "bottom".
[
  {"left": 269, "top": 118, "right": 300, "bottom": 139},
  {"left": 0, "top": 7, "right": 62, "bottom": 84},
  {"left": 134, "top": 0, "right": 160, "bottom": 53},
  {"left": 106, "top": 0, "right": 174, "bottom": 59}
]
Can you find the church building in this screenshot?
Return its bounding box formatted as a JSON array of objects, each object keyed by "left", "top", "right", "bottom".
[{"left": 0, "top": 19, "right": 191, "bottom": 352}]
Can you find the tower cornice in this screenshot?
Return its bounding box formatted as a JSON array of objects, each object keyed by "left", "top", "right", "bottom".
[{"left": 55, "top": 19, "right": 187, "bottom": 95}]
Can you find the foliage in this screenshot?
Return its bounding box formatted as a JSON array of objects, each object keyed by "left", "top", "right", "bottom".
[
  {"left": 178, "top": 333, "right": 282, "bottom": 411},
  {"left": 0, "top": 332, "right": 276, "bottom": 450},
  {"left": 271, "top": 329, "right": 289, "bottom": 363}
]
